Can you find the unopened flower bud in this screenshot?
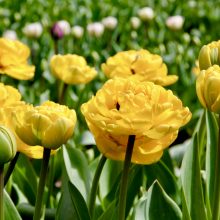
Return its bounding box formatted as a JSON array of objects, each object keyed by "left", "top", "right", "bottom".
[
  {"left": 0, "top": 125, "right": 16, "bottom": 166},
  {"left": 51, "top": 23, "right": 64, "bottom": 40},
  {"left": 87, "top": 22, "right": 104, "bottom": 37},
  {"left": 130, "top": 17, "right": 141, "bottom": 29},
  {"left": 138, "top": 7, "right": 154, "bottom": 21},
  {"left": 102, "top": 16, "right": 118, "bottom": 30},
  {"left": 3, "top": 30, "right": 17, "bottom": 40},
  {"left": 23, "top": 22, "right": 43, "bottom": 38},
  {"left": 198, "top": 41, "right": 220, "bottom": 70},
  {"left": 166, "top": 15, "right": 184, "bottom": 31},
  {"left": 72, "top": 26, "right": 84, "bottom": 39}
]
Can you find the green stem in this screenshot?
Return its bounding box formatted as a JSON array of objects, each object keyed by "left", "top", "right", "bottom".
[
  {"left": 118, "top": 135, "right": 136, "bottom": 220},
  {"left": 212, "top": 115, "right": 220, "bottom": 220},
  {"left": 0, "top": 165, "right": 4, "bottom": 220},
  {"left": 58, "top": 81, "right": 68, "bottom": 104},
  {"left": 4, "top": 152, "right": 20, "bottom": 186},
  {"left": 54, "top": 40, "right": 58, "bottom": 55},
  {"left": 46, "top": 156, "right": 55, "bottom": 207},
  {"left": 33, "top": 148, "right": 51, "bottom": 220},
  {"left": 89, "top": 155, "right": 107, "bottom": 219}
]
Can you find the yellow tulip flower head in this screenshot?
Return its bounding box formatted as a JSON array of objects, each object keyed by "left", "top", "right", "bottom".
[
  {"left": 0, "top": 38, "right": 35, "bottom": 80},
  {"left": 81, "top": 78, "right": 191, "bottom": 164},
  {"left": 13, "top": 101, "right": 77, "bottom": 149},
  {"left": 196, "top": 65, "right": 220, "bottom": 113},
  {"left": 50, "top": 54, "right": 97, "bottom": 84},
  {"left": 101, "top": 49, "right": 178, "bottom": 86},
  {"left": 0, "top": 83, "right": 50, "bottom": 158},
  {"left": 198, "top": 40, "right": 220, "bottom": 70}
]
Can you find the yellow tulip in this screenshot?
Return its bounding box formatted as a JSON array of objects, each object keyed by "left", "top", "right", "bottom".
[
  {"left": 198, "top": 40, "right": 220, "bottom": 70},
  {"left": 50, "top": 54, "right": 97, "bottom": 84},
  {"left": 81, "top": 78, "right": 191, "bottom": 164},
  {"left": 196, "top": 65, "right": 220, "bottom": 113},
  {"left": 101, "top": 49, "right": 178, "bottom": 86},
  {"left": 0, "top": 83, "right": 52, "bottom": 158},
  {"left": 13, "top": 101, "right": 77, "bottom": 149},
  {"left": 0, "top": 38, "right": 35, "bottom": 80}
]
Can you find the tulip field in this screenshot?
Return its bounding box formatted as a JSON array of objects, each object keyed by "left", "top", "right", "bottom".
[{"left": 1, "top": 0, "right": 220, "bottom": 220}]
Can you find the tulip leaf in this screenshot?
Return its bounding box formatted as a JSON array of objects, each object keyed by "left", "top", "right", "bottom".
[
  {"left": 181, "top": 133, "right": 208, "bottom": 220},
  {"left": 12, "top": 155, "right": 37, "bottom": 205},
  {"left": 144, "top": 154, "right": 178, "bottom": 200},
  {"left": 98, "top": 200, "right": 117, "bottom": 220},
  {"left": 4, "top": 190, "right": 22, "bottom": 220},
  {"left": 56, "top": 168, "right": 79, "bottom": 220},
  {"left": 63, "top": 145, "right": 91, "bottom": 201},
  {"left": 68, "top": 181, "right": 91, "bottom": 220},
  {"left": 131, "top": 181, "right": 182, "bottom": 220},
  {"left": 205, "top": 110, "right": 218, "bottom": 211},
  {"left": 99, "top": 159, "right": 122, "bottom": 208}
]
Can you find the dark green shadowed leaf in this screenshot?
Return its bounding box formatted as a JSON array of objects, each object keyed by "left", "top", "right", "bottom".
[
  {"left": 63, "top": 145, "right": 91, "bottom": 201},
  {"left": 181, "top": 133, "right": 207, "bottom": 220},
  {"left": 68, "top": 181, "right": 91, "bottom": 220},
  {"left": 131, "top": 181, "right": 182, "bottom": 220},
  {"left": 4, "top": 190, "right": 22, "bottom": 220},
  {"left": 12, "top": 155, "right": 38, "bottom": 205}
]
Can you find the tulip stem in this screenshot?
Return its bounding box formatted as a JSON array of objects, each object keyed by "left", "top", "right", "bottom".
[
  {"left": 33, "top": 148, "right": 51, "bottom": 220},
  {"left": 0, "top": 165, "right": 4, "bottom": 220},
  {"left": 4, "top": 152, "right": 20, "bottom": 186},
  {"left": 46, "top": 155, "right": 55, "bottom": 207},
  {"left": 89, "top": 155, "right": 107, "bottom": 219},
  {"left": 118, "top": 135, "right": 136, "bottom": 220},
  {"left": 58, "top": 81, "right": 68, "bottom": 104},
  {"left": 212, "top": 115, "right": 220, "bottom": 220}
]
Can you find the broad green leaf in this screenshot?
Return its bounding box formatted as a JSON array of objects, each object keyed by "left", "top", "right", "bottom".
[
  {"left": 181, "top": 190, "right": 191, "bottom": 220},
  {"left": 205, "top": 110, "right": 218, "bottom": 212},
  {"left": 125, "top": 165, "right": 143, "bottom": 217},
  {"left": 144, "top": 158, "right": 178, "bottom": 200},
  {"left": 98, "top": 200, "right": 117, "bottom": 220},
  {"left": 13, "top": 155, "right": 37, "bottom": 205},
  {"left": 4, "top": 190, "right": 22, "bottom": 220},
  {"left": 56, "top": 168, "right": 78, "bottom": 220},
  {"left": 181, "top": 134, "right": 207, "bottom": 220},
  {"left": 68, "top": 181, "right": 91, "bottom": 220},
  {"left": 131, "top": 181, "right": 182, "bottom": 220},
  {"left": 99, "top": 159, "right": 123, "bottom": 208},
  {"left": 63, "top": 145, "right": 91, "bottom": 201}
]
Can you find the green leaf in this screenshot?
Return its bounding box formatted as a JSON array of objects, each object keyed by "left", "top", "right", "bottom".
[
  {"left": 98, "top": 200, "right": 117, "bottom": 220},
  {"left": 144, "top": 158, "right": 178, "bottom": 200},
  {"left": 56, "top": 168, "right": 79, "bottom": 220},
  {"left": 205, "top": 110, "right": 218, "bottom": 211},
  {"left": 68, "top": 181, "right": 91, "bottom": 220},
  {"left": 131, "top": 181, "right": 182, "bottom": 220},
  {"left": 63, "top": 145, "right": 91, "bottom": 201},
  {"left": 181, "top": 134, "right": 207, "bottom": 220},
  {"left": 12, "top": 155, "right": 37, "bottom": 205},
  {"left": 4, "top": 190, "right": 22, "bottom": 220}
]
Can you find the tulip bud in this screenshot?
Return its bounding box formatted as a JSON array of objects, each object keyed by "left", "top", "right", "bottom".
[
  {"left": 196, "top": 65, "right": 220, "bottom": 113},
  {"left": 23, "top": 22, "right": 43, "bottom": 38},
  {"left": 102, "top": 16, "right": 118, "bottom": 30},
  {"left": 0, "top": 125, "right": 16, "bottom": 166},
  {"left": 87, "top": 22, "right": 104, "bottom": 37},
  {"left": 72, "top": 26, "right": 84, "bottom": 39},
  {"left": 138, "top": 7, "right": 154, "bottom": 21},
  {"left": 130, "top": 17, "right": 141, "bottom": 29},
  {"left": 51, "top": 23, "right": 64, "bottom": 40},
  {"left": 198, "top": 41, "right": 220, "bottom": 70},
  {"left": 166, "top": 15, "right": 184, "bottom": 31},
  {"left": 3, "top": 30, "right": 17, "bottom": 40}
]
